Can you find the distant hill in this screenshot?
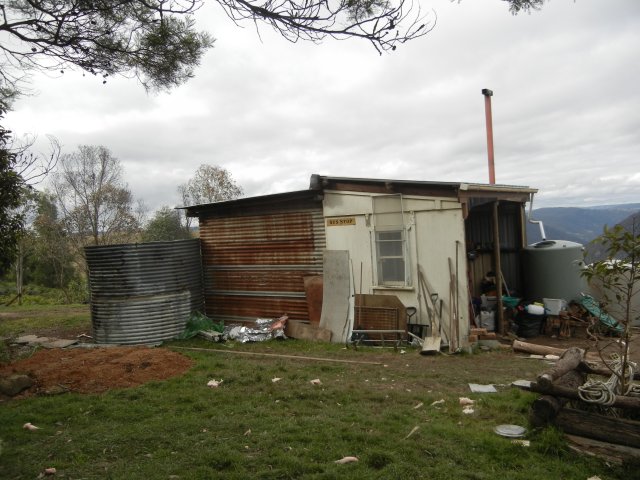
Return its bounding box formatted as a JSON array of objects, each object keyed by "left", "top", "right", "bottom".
[
  {"left": 584, "top": 211, "right": 640, "bottom": 263},
  {"left": 526, "top": 203, "right": 640, "bottom": 246}
]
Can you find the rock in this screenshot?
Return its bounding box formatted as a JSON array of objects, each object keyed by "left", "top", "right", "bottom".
[
  {"left": 14, "top": 335, "right": 41, "bottom": 345},
  {"left": 0, "top": 374, "right": 34, "bottom": 396},
  {"left": 41, "top": 339, "right": 78, "bottom": 349},
  {"left": 44, "top": 385, "right": 69, "bottom": 395}
]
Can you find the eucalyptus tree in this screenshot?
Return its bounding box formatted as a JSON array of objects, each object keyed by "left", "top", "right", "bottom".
[
  {"left": 178, "top": 164, "right": 243, "bottom": 229},
  {"left": 50, "top": 145, "right": 142, "bottom": 248}
]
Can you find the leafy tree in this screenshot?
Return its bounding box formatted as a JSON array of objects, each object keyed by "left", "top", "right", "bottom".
[
  {"left": 502, "top": 0, "right": 546, "bottom": 14},
  {"left": 582, "top": 221, "right": 639, "bottom": 395},
  {"left": 8, "top": 188, "right": 40, "bottom": 304},
  {"left": 453, "top": 1, "right": 546, "bottom": 14},
  {"left": 0, "top": 0, "right": 432, "bottom": 101},
  {"left": 216, "top": 0, "right": 431, "bottom": 53},
  {"left": 29, "top": 192, "right": 78, "bottom": 300},
  {"left": 0, "top": 0, "right": 214, "bottom": 97},
  {"left": 142, "top": 206, "right": 192, "bottom": 242},
  {"left": 0, "top": 106, "right": 24, "bottom": 275},
  {"left": 178, "top": 164, "right": 243, "bottom": 229},
  {"left": 50, "top": 145, "right": 142, "bottom": 248},
  {"left": 0, "top": 95, "right": 59, "bottom": 277},
  {"left": 0, "top": 0, "right": 553, "bottom": 103}
]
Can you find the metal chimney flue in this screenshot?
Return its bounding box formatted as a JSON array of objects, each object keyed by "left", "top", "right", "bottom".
[{"left": 482, "top": 88, "right": 495, "bottom": 184}]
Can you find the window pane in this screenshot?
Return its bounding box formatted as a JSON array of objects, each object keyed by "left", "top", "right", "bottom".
[
  {"left": 379, "top": 240, "right": 403, "bottom": 257},
  {"left": 376, "top": 229, "right": 405, "bottom": 284},
  {"left": 377, "top": 231, "right": 402, "bottom": 241},
  {"left": 380, "top": 258, "right": 405, "bottom": 282}
]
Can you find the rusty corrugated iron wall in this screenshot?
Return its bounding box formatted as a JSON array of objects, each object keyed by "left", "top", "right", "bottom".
[{"left": 199, "top": 205, "right": 326, "bottom": 323}]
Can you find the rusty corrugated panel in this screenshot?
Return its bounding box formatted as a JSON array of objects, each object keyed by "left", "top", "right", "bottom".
[
  {"left": 85, "top": 239, "right": 204, "bottom": 344},
  {"left": 199, "top": 207, "right": 325, "bottom": 323},
  {"left": 303, "top": 276, "right": 323, "bottom": 324},
  {"left": 205, "top": 295, "right": 310, "bottom": 322}
]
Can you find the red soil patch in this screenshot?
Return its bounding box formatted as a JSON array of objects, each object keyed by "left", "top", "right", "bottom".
[{"left": 0, "top": 346, "right": 193, "bottom": 398}]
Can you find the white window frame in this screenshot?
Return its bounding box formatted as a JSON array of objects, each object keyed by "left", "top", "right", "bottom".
[{"left": 372, "top": 194, "right": 411, "bottom": 287}]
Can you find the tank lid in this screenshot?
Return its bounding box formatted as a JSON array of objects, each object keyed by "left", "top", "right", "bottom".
[{"left": 528, "top": 240, "right": 584, "bottom": 250}]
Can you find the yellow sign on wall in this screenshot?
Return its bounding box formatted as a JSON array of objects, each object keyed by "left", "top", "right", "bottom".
[{"left": 327, "top": 217, "right": 356, "bottom": 226}]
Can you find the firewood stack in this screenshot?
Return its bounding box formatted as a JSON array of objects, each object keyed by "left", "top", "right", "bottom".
[
  {"left": 543, "top": 302, "right": 592, "bottom": 339},
  {"left": 516, "top": 342, "right": 640, "bottom": 452}
]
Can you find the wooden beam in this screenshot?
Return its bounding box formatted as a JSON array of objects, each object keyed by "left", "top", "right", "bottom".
[
  {"left": 555, "top": 408, "right": 640, "bottom": 449},
  {"left": 171, "top": 346, "right": 384, "bottom": 366},
  {"left": 492, "top": 201, "right": 505, "bottom": 335}
]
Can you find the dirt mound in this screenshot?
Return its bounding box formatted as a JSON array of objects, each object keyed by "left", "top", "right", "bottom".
[{"left": 0, "top": 346, "right": 193, "bottom": 398}]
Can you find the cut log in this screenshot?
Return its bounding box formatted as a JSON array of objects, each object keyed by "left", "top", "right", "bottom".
[
  {"left": 536, "top": 347, "right": 584, "bottom": 390},
  {"left": 512, "top": 340, "right": 598, "bottom": 360},
  {"left": 530, "top": 382, "right": 640, "bottom": 410},
  {"left": 513, "top": 340, "right": 566, "bottom": 356},
  {"left": 580, "top": 360, "right": 640, "bottom": 381},
  {"left": 530, "top": 395, "right": 564, "bottom": 428},
  {"left": 555, "top": 408, "right": 640, "bottom": 449},
  {"left": 529, "top": 369, "right": 586, "bottom": 427}
]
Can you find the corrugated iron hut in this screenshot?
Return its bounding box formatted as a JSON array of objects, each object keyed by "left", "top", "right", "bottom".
[{"left": 183, "top": 174, "right": 537, "bottom": 350}]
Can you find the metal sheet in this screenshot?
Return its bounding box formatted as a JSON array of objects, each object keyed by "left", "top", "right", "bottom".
[
  {"left": 319, "top": 250, "right": 351, "bottom": 343},
  {"left": 85, "top": 239, "right": 204, "bottom": 344},
  {"left": 198, "top": 207, "right": 325, "bottom": 323}
]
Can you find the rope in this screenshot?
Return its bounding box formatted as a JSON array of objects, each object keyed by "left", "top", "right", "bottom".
[{"left": 578, "top": 354, "right": 640, "bottom": 405}]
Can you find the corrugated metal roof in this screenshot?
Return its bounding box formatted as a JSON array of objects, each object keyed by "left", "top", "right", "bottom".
[
  {"left": 180, "top": 175, "right": 537, "bottom": 216},
  {"left": 312, "top": 174, "right": 537, "bottom": 195}
]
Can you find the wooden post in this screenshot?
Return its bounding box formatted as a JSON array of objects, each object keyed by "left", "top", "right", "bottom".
[
  {"left": 530, "top": 368, "right": 586, "bottom": 427},
  {"left": 492, "top": 201, "right": 504, "bottom": 335}
]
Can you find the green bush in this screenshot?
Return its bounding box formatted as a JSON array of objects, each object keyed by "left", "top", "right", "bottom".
[{"left": 0, "top": 281, "right": 88, "bottom": 305}]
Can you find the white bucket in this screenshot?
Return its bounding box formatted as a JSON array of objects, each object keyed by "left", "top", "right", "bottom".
[
  {"left": 526, "top": 304, "right": 545, "bottom": 316},
  {"left": 543, "top": 298, "right": 567, "bottom": 315}
]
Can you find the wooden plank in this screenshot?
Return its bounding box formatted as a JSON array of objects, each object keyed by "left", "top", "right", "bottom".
[{"left": 566, "top": 434, "right": 640, "bottom": 465}]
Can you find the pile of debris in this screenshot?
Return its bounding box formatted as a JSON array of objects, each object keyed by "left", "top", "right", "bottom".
[
  {"left": 514, "top": 341, "right": 640, "bottom": 462},
  {"left": 179, "top": 312, "right": 289, "bottom": 344}
]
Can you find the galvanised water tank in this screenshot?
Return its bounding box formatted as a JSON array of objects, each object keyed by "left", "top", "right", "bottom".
[
  {"left": 86, "top": 239, "right": 204, "bottom": 344},
  {"left": 523, "top": 240, "right": 587, "bottom": 302}
]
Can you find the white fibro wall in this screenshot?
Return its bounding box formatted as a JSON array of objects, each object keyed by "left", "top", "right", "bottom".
[{"left": 322, "top": 191, "right": 470, "bottom": 348}]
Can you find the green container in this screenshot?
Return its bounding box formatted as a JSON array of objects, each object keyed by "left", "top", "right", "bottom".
[{"left": 523, "top": 240, "right": 587, "bottom": 302}]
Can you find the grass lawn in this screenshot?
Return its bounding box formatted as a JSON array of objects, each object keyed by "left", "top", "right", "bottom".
[
  {"left": 0, "top": 304, "right": 91, "bottom": 338},
  {"left": 0, "top": 306, "right": 634, "bottom": 479}
]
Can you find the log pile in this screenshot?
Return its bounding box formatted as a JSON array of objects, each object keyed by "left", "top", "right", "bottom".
[{"left": 515, "top": 342, "right": 640, "bottom": 454}]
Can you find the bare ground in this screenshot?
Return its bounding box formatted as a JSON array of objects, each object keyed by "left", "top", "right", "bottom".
[{"left": 0, "top": 346, "right": 194, "bottom": 399}]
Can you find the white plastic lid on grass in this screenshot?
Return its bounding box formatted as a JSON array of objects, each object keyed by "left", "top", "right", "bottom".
[{"left": 494, "top": 424, "right": 526, "bottom": 438}]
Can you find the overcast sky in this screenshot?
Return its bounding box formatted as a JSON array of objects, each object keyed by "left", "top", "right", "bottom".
[{"left": 7, "top": 0, "right": 640, "bottom": 214}]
